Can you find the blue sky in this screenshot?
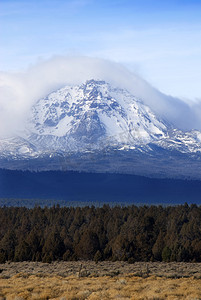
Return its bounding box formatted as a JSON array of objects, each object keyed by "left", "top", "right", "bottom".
[{"left": 1, "top": 0, "right": 201, "bottom": 99}]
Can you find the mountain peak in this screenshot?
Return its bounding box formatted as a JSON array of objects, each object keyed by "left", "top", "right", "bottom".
[
  {"left": 25, "top": 79, "right": 168, "bottom": 152},
  {"left": 84, "top": 79, "right": 106, "bottom": 86}
]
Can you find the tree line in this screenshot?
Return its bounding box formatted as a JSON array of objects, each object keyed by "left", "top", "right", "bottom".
[{"left": 0, "top": 203, "right": 200, "bottom": 263}]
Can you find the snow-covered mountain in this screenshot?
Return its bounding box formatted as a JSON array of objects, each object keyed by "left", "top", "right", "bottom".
[
  {"left": 1, "top": 79, "right": 201, "bottom": 178},
  {"left": 27, "top": 79, "right": 169, "bottom": 151}
]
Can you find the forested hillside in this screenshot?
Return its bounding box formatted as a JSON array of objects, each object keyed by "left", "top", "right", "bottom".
[{"left": 0, "top": 204, "right": 200, "bottom": 263}]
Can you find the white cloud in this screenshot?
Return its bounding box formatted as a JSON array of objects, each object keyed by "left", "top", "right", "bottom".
[{"left": 0, "top": 56, "right": 200, "bottom": 138}]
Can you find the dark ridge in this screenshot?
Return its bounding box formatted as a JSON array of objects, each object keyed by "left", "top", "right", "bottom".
[{"left": 0, "top": 168, "right": 201, "bottom": 207}]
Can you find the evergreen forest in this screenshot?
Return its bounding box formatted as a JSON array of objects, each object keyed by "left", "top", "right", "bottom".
[{"left": 0, "top": 204, "right": 201, "bottom": 263}]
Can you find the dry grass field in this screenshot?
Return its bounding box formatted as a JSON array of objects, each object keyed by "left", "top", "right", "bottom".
[{"left": 0, "top": 261, "right": 201, "bottom": 299}]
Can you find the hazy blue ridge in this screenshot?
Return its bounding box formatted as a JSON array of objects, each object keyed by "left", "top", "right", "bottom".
[{"left": 0, "top": 169, "right": 201, "bottom": 207}]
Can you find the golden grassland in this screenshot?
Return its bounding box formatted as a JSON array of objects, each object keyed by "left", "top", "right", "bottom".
[
  {"left": 0, "top": 273, "right": 201, "bottom": 299},
  {"left": 0, "top": 262, "right": 201, "bottom": 299}
]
